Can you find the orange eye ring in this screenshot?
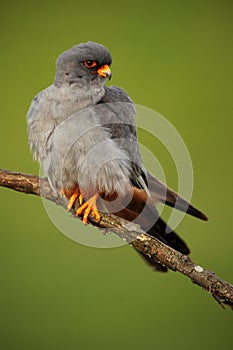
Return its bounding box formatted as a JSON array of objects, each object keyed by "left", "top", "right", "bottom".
[{"left": 84, "top": 60, "right": 97, "bottom": 68}]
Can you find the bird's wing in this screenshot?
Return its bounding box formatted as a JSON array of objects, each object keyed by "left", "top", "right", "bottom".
[
  {"left": 101, "top": 86, "right": 208, "bottom": 221},
  {"left": 147, "top": 172, "right": 208, "bottom": 221},
  {"left": 99, "top": 86, "right": 148, "bottom": 189},
  {"left": 98, "top": 87, "right": 191, "bottom": 257}
]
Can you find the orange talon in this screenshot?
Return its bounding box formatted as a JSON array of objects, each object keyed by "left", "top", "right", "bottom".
[
  {"left": 76, "top": 193, "right": 100, "bottom": 224},
  {"left": 60, "top": 185, "right": 80, "bottom": 211},
  {"left": 67, "top": 192, "right": 79, "bottom": 211},
  {"left": 79, "top": 194, "right": 83, "bottom": 206}
]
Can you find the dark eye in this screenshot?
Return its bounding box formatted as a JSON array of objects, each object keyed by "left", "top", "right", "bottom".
[{"left": 84, "top": 60, "right": 97, "bottom": 68}]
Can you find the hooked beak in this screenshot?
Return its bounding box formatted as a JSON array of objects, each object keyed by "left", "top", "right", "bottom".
[{"left": 97, "top": 64, "right": 112, "bottom": 80}]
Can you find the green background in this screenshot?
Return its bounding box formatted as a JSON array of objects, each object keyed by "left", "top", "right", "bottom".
[{"left": 0, "top": 0, "right": 232, "bottom": 349}]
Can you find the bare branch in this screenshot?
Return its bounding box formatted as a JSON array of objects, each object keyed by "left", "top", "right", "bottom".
[{"left": 0, "top": 168, "right": 233, "bottom": 310}]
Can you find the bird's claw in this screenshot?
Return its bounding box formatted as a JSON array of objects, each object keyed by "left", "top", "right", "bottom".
[
  {"left": 76, "top": 193, "right": 100, "bottom": 224},
  {"left": 78, "top": 194, "right": 83, "bottom": 206},
  {"left": 60, "top": 186, "right": 83, "bottom": 211}
]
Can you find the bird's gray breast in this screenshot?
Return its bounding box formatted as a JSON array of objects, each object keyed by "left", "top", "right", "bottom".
[
  {"left": 27, "top": 83, "right": 105, "bottom": 163},
  {"left": 44, "top": 102, "right": 135, "bottom": 197}
]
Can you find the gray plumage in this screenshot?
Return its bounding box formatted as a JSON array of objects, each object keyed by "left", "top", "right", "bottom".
[
  {"left": 27, "top": 41, "right": 207, "bottom": 265},
  {"left": 27, "top": 42, "right": 146, "bottom": 199}
]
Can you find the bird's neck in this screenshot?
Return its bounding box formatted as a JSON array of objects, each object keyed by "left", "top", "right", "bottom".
[{"left": 52, "top": 82, "right": 106, "bottom": 122}]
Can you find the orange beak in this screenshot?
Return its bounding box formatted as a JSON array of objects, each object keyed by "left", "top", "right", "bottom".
[{"left": 97, "top": 64, "right": 112, "bottom": 79}]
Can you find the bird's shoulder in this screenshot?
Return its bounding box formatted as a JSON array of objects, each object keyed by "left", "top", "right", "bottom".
[
  {"left": 98, "top": 86, "right": 136, "bottom": 124},
  {"left": 101, "top": 86, "right": 134, "bottom": 104}
]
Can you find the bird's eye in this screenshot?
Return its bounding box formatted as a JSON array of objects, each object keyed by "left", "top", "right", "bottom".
[{"left": 84, "top": 60, "right": 97, "bottom": 68}]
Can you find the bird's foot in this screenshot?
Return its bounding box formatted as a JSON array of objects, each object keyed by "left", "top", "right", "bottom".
[
  {"left": 76, "top": 193, "right": 100, "bottom": 224},
  {"left": 60, "top": 186, "right": 83, "bottom": 211}
]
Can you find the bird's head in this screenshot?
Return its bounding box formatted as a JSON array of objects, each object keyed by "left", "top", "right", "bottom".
[{"left": 54, "top": 41, "right": 112, "bottom": 87}]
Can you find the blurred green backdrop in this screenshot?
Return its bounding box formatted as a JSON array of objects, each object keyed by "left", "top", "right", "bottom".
[{"left": 0, "top": 0, "right": 232, "bottom": 349}]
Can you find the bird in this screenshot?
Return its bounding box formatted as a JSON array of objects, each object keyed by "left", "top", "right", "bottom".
[{"left": 27, "top": 41, "right": 208, "bottom": 270}]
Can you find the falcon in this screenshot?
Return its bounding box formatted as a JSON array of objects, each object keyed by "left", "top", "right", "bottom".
[{"left": 27, "top": 41, "right": 207, "bottom": 268}]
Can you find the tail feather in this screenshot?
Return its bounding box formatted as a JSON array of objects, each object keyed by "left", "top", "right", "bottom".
[
  {"left": 147, "top": 172, "right": 208, "bottom": 221},
  {"left": 111, "top": 187, "right": 190, "bottom": 255},
  {"left": 103, "top": 179, "right": 207, "bottom": 270}
]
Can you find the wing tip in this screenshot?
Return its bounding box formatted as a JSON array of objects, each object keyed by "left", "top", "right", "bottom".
[
  {"left": 200, "top": 213, "right": 208, "bottom": 221},
  {"left": 187, "top": 205, "right": 208, "bottom": 221}
]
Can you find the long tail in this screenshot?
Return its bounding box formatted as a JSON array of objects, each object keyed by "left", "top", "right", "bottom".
[
  {"left": 111, "top": 187, "right": 190, "bottom": 255},
  {"left": 147, "top": 172, "right": 208, "bottom": 221}
]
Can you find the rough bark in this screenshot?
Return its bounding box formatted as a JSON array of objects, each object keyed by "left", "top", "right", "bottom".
[{"left": 0, "top": 168, "right": 232, "bottom": 310}]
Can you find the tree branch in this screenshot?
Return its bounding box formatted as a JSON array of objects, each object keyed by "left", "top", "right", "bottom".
[{"left": 0, "top": 168, "right": 233, "bottom": 310}]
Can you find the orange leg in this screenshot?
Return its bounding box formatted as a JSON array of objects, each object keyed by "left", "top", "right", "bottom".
[
  {"left": 60, "top": 186, "right": 83, "bottom": 211},
  {"left": 67, "top": 191, "right": 79, "bottom": 211},
  {"left": 76, "top": 193, "right": 101, "bottom": 224}
]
